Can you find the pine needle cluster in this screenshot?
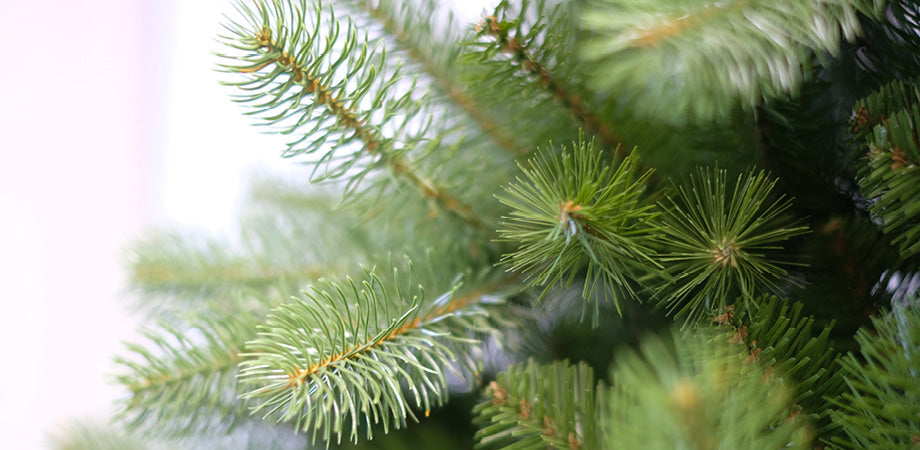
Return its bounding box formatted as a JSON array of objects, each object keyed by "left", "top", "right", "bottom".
[{"left": 497, "top": 136, "right": 659, "bottom": 309}]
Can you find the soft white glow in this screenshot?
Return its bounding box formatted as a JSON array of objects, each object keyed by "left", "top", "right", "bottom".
[
  {"left": 160, "top": 0, "right": 291, "bottom": 231},
  {"left": 0, "top": 1, "right": 151, "bottom": 448}
]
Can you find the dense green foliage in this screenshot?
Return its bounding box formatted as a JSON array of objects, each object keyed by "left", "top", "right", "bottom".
[
  {"left": 51, "top": 0, "right": 920, "bottom": 448},
  {"left": 831, "top": 301, "right": 920, "bottom": 448}
]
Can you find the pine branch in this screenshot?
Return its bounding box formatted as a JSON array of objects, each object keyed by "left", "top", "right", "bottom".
[
  {"left": 341, "top": 0, "right": 529, "bottom": 157},
  {"left": 130, "top": 232, "right": 332, "bottom": 298},
  {"left": 831, "top": 299, "right": 920, "bottom": 448},
  {"left": 497, "top": 135, "right": 660, "bottom": 310},
  {"left": 115, "top": 316, "right": 256, "bottom": 436},
  {"left": 466, "top": 1, "right": 767, "bottom": 183},
  {"left": 239, "top": 263, "right": 520, "bottom": 445},
  {"left": 655, "top": 167, "right": 809, "bottom": 324},
  {"left": 718, "top": 298, "right": 845, "bottom": 440},
  {"left": 126, "top": 186, "right": 376, "bottom": 318},
  {"left": 606, "top": 330, "right": 813, "bottom": 448},
  {"left": 472, "top": 359, "right": 599, "bottom": 449},
  {"left": 853, "top": 77, "right": 920, "bottom": 259},
  {"left": 580, "top": 0, "right": 883, "bottom": 123},
  {"left": 219, "top": 0, "right": 491, "bottom": 235},
  {"left": 471, "top": 0, "right": 624, "bottom": 156}
]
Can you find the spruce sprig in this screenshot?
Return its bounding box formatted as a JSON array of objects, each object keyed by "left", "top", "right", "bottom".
[
  {"left": 340, "top": 0, "right": 528, "bottom": 158},
  {"left": 853, "top": 77, "right": 920, "bottom": 259},
  {"left": 219, "top": 0, "right": 488, "bottom": 233},
  {"left": 462, "top": 0, "right": 619, "bottom": 159},
  {"left": 220, "top": 0, "right": 412, "bottom": 183},
  {"left": 656, "top": 168, "right": 809, "bottom": 324},
  {"left": 472, "top": 359, "right": 599, "bottom": 449},
  {"left": 126, "top": 185, "right": 383, "bottom": 319},
  {"left": 115, "top": 315, "right": 255, "bottom": 436},
  {"left": 831, "top": 299, "right": 920, "bottom": 448},
  {"left": 723, "top": 298, "right": 844, "bottom": 440},
  {"left": 473, "top": 0, "right": 622, "bottom": 153},
  {"left": 238, "top": 263, "right": 514, "bottom": 445},
  {"left": 496, "top": 135, "right": 660, "bottom": 310}
]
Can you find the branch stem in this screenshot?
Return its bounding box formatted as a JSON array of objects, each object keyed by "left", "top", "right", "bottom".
[
  {"left": 127, "top": 348, "right": 242, "bottom": 394},
  {"left": 480, "top": 19, "right": 624, "bottom": 157},
  {"left": 356, "top": 1, "right": 529, "bottom": 156},
  {"left": 285, "top": 283, "right": 505, "bottom": 387},
  {"left": 242, "top": 32, "right": 491, "bottom": 234}
]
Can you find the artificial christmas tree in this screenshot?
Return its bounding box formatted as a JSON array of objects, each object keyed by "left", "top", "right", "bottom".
[{"left": 73, "top": 0, "right": 920, "bottom": 447}]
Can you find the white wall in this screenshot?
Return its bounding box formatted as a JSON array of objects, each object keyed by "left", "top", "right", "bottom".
[{"left": 0, "top": 1, "right": 154, "bottom": 448}]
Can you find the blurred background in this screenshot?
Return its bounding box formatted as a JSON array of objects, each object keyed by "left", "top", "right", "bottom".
[{"left": 0, "top": 1, "right": 488, "bottom": 448}]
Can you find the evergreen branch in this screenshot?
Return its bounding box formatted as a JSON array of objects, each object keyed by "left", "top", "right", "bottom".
[
  {"left": 853, "top": 77, "right": 920, "bottom": 259},
  {"left": 496, "top": 135, "right": 660, "bottom": 311},
  {"left": 239, "top": 265, "right": 518, "bottom": 445},
  {"left": 115, "top": 316, "right": 256, "bottom": 436},
  {"left": 471, "top": 0, "right": 624, "bottom": 156},
  {"left": 580, "top": 0, "right": 882, "bottom": 123},
  {"left": 717, "top": 298, "right": 845, "bottom": 440},
  {"left": 344, "top": 0, "right": 529, "bottom": 157},
  {"left": 126, "top": 186, "right": 375, "bottom": 317},
  {"left": 606, "top": 330, "right": 813, "bottom": 449},
  {"left": 831, "top": 299, "right": 920, "bottom": 448},
  {"left": 219, "top": 0, "right": 490, "bottom": 235},
  {"left": 472, "top": 359, "right": 599, "bottom": 449},
  {"left": 655, "top": 167, "right": 809, "bottom": 324},
  {"left": 130, "top": 232, "right": 332, "bottom": 298}
]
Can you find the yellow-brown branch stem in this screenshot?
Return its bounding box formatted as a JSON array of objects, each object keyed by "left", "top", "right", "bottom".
[
  {"left": 285, "top": 286, "right": 496, "bottom": 387},
  {"left": 241, "top": 30, "right": 490, "bottom": 234},
  {"left": 360, "top": 4, "right": 529, "bottom": 157},
  {"left": 133, "top": 263, "right": 331, "bottom": 289},
  {"left": 627, "top": 2, "right": 742, "bottom": 48},
  {"left": 480, "top": 21, "right": 624, "bottom": 157},
  {"left": 129, "top": 349, "right": 242, "bottom": 393}
]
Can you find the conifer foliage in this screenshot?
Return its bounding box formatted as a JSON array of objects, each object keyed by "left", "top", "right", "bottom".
[{"left": 82, "top": 0, "right": 920, "bottom": 448}]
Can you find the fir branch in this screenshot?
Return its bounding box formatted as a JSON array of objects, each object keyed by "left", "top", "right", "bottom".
[
  {"left": 580, "top": 0, "right": 883, "bottom": 123},
  {"left": 115, "top": 316, "right": 256, "bottom": 436},
  {"left": 239, "top": 264, "right": 518, "bottom": 445},
  {"left": 343, "top": 0, "right": 529, "bottom": 157},
  {"left": 126, "top": 187, "right": 375, "bottom": 317},
  {"left": 219, "top": 0, "right": 490, "bottom": 235},
  {"left": 717, "top": 298, "right": 845, "bottom": 440},
  {"left": 471, "top": 0, "right": 624, "bottom": 156},
  {"left": 130, "top": 232, "right": 331, "bottom": 298},
  {"left": 831, "top": 299, "right": 920, "bottom": 448},
  {"left": 472, "top": 359, "right": 599, "bottom": 450},
  {"left": 655, "top": 167, "right": 809, "bottom": 324},
  {"left": 496, "top": 135, "right": 660, "bottom": 310},
  {"left": 853, "top": 77, "right": 920, "bottom": 259},
  {"left": 606, "top": 330, "right": 813, "bottom": 449}
]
